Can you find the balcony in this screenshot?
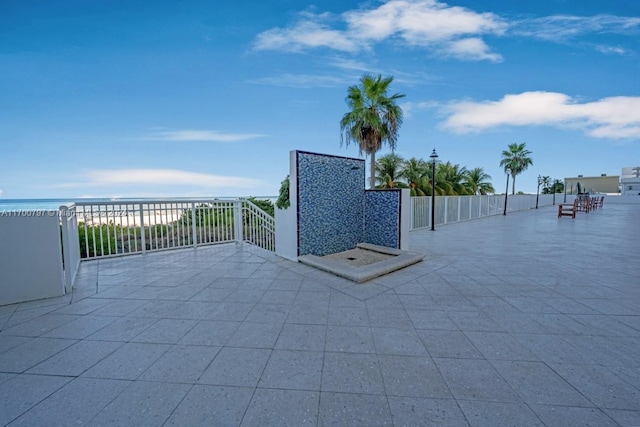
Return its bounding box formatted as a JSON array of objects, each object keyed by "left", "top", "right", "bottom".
[{"left": 0, "top": 202, "right": 639, "bottom": 425}]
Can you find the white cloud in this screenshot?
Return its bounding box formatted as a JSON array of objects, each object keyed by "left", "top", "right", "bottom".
[
  {"left": 88, "top": 169, "right": 262, "bottom": 188},
  {"left": 254, "top": 2, "right": 640, "bottom": 61},
  {"left": 443, "top": 91, "right": 640, "bottom": 139},
  {"left": 0, "top": 189, "right": 3, "bottom": 197},
  {"left": 344, "top": 0, "right": 506, "bottom": 44},
  {"left": 401, "top": 100, "right": 439, "bottom": 118},
  {"left": 512, "top": 14, "right": 640, "bottom": 41},
  {"left": 59, "top": 169, "right": 264, "bottom": 190},
  {"left": 254, "top": 18, "right": 359, "bottom": 52},
  {"left": 443, "top": 37, "right": 503, "bottom": 62},
  {"left": 327, "top": 57, "right": 371, "bottom": 72},
  {"left": 254, "top": 0, "right": 506, "bottom": 61},
  {"left": 594, "top": 44, "right": 630, "bottom": 55},
  {"left": 149, "top": 130, "right": 265, "bottom": 142}
]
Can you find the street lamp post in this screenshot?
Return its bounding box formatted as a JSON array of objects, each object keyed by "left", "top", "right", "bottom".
[
  {"left": 553, "top": 179, "right": 558, "bottom": 205},
  {"left": 430, "top": 149, "right": 438, "bottom": 231},
  {"left": 536, "top": 175, "right": 542, "bottom": 209},
  {"left": 503, "top": 169, "right": 510, "bottom": 216}
]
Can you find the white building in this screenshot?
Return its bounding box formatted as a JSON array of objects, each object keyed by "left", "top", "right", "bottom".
[{"left": 621, "top": 167, "right": 640, "bottom": 196}]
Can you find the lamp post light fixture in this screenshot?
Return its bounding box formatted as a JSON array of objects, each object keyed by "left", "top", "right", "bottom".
[
  {"left": 430, "top": 148, "right": 438, "bottom": 231},
  {"left": 503, "top": 168, "right": 510, "bottom": 216},
  {"left": 536, "top": 175, "right": 542, "bottom": 209}
]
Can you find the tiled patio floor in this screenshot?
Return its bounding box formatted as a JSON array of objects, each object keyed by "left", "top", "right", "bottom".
[{"left": 1, "top": 203, "right": 639, "bottom": 426}]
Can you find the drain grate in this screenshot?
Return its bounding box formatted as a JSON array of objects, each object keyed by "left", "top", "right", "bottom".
[{"left": 346, "top": 257, "right": 357, "bottom": 261}]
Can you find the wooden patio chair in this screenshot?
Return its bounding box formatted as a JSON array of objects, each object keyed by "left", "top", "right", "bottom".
[
  {"left": 576, "top": 196, "right": 590, "bottom": 213},
  {"left": 558, "top": 199, "right": 578, "bottom": 219}
]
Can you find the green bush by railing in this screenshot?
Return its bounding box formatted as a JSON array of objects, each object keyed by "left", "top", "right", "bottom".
[
  {"left": 76, "top": 199, "right": 275, "bottom": 259},
  {"left": 78, "top": 223, "right": 119, "bottom": 258}
]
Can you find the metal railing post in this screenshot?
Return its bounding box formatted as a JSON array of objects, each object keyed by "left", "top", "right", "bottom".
[
  {"left": 234, "top": 200, "right": 243, "bottom": 244},
  {"left": 139, "top": 203, "right": 146, "bottom": 254},
  {"left": 191, "top": 202, "right": 198, "bottom": 248}
]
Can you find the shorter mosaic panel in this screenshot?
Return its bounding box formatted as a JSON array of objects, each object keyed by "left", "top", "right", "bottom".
[{"left": 364, "top": 190, "right": 400, "bottom": 249}]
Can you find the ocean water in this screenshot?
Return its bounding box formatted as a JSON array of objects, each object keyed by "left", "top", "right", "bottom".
[
  {"left": 0, "top": 197, "right": 276, "bottom": 212},
  {"left": 0, "top": 198, "right": 94, "bottom": 212}
]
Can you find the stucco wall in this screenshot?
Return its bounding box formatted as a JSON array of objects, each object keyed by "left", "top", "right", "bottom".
[{"left": 0, "top": 213, "right": 65, "bottom": 305}]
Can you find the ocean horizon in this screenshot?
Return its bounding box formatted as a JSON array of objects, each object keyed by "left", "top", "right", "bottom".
[{"left": 0, "top": 196, "right": 276, "bottom": 211}]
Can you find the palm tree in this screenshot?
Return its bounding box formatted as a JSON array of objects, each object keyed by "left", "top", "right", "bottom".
[
  {"left": 540, "top": 176, "right": 552, "bottom": 194},
  {"left": 550, "top": 179, "right": 564, "bottom": 194},
  {"left": 437, "top": 162, "right": 471, "bottom": 196},
  {"left": 465, "top": 167, "right": 495, "bottom": 195},
  {"left": 499, "top": 142, "right": 533, "bottom": 195},
  {"left": 340, "top": 74, "right": 405, "bottom": 189},
  {"left": 375, "top": 153, "right": 405, "bottom": 189},
  {"left": 400, "top": 157, "right": 429, "bottom": 196}
]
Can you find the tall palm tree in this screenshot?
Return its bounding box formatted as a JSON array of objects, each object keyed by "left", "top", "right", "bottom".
[
  {"left": 499, "top": 142, "right": 533, "bottom": 194},
  {"left": 340, "top": 74, "right": 405, "bottom": 189},
  {"left": 400, "top": 157, "right": 429, "bottom": 196},
  {"left": 375, "top": 153, "right": 405, "bottom": 189},
  {"left": 465, "top": 167, "right": 495, "bottom": 195}
]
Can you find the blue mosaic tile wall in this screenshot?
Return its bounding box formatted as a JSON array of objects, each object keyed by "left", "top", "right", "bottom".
[
  {"left": 364, "top": 190, "right": 401, "bottom": 249},
  {"left": 297, "top": 151, "right": 365, "bottom": 256}
]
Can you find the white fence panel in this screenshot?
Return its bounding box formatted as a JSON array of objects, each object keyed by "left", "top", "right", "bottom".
[
  {"left": 445, "top": 197, "right": 458, "bottom": 223},
  {"left": 410, "top": 192, "right": 567, "bottom": 231},
  {"left": 411, "top": 197, "right": 430, "bottom": 230}
]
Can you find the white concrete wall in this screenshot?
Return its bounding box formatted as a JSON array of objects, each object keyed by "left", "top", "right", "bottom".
[
  {"left": 399, "top": 189, "right": 411, "bottom": 250},
  {"left": 60, "top": 205, "right": 81, "bottom": 293},
  {"left": 620, "top": 177, "right": 640, "bottom": 196},
  {"left": 604, "top": 195, "right": 640, "bottom": 204},
  {"left": 275, "top": 152, "right": 299, "bottom": 261},
  {"left": 275, "top": 206, "right": 297, "bottom": 261},
  {"left": 0, "top": 213, "right": 65, "bottom": 305}
]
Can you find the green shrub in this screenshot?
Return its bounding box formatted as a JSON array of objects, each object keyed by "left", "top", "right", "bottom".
[
  {"left": 246, "top": 197, "right": 274, "bottom": 217},
  {"left": 78, "top": 222, "right": 118, "bottom": 257},
  {"left": 276, "top": 175, "right": 290, "bottom": 210},
  {"left": 180, "top": 203, "right": 235, "bottom": 227}
]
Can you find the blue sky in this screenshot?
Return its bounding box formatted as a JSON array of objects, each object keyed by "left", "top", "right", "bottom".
[{"left": 1, "top": 0, "right": 639, "bottom": 199}]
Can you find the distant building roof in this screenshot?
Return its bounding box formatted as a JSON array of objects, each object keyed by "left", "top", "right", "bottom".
[{"left": 621, "top": 166, "right": 640, "bottom": 179}]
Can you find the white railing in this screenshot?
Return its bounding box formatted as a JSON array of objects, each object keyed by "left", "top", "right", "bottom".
[
  {"left": 62, "top": 199, "right": 274, "bottom": 261},
  {"left": 243, "top": 201, "right": 275, "bottom": 251},
  {"left": 410, "top": 193, "right": 569, "bottom": 230}
]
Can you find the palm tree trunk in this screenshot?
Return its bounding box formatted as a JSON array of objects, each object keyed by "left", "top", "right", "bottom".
[
  {"left": 511, "top": 174, "right": 516, "bottom": 195},
  {"left": 369, "top": 152, "right": 376, "bottom": 189}
]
